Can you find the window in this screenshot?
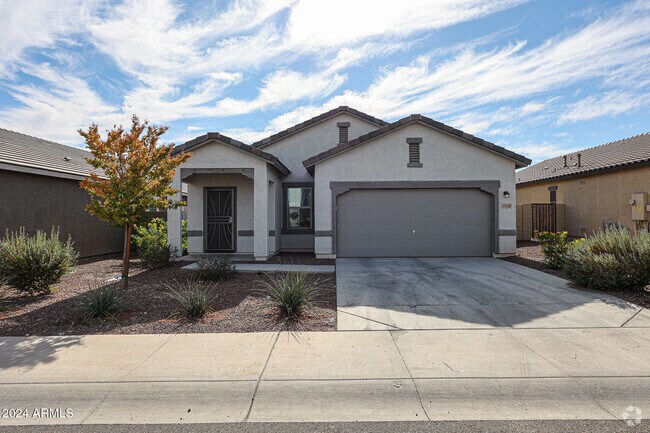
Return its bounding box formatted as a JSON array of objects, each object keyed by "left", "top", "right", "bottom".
[
  {"left": 407, "top": 137, "right": 423, "bottom": 167},
  {"left": 549, "top": 190, "right": 556, "bottom": 203},
  {"left": 285, "top": 186, "right": 313, "bottom": 231}
]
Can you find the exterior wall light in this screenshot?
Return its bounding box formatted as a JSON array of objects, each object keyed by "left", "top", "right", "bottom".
[{"left": 503, "top": 191, "right": 510, "bottom": 198}]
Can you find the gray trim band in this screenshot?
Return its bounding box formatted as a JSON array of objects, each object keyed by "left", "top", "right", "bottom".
[
  {"left": 336, "top": 122, "right": 351, "bottom": 127},
  {"left": 407, "top": 162, "right": 423, "bottom": 168},
  {"left": 0, "top": 162, "right": 89, "bottom": 181},
  {"left": 406, "top": 137, "right": 423, "bottom": 144},
  {"left": 498, "top": 229, "right": 517, "bottom": 236},
  {"left": 186, "top": 230, "right": 203, "bottom": 237},
  {"left": 315, "top": 230, "right": 333, "bottom": 236},
  {"left": 238, "top": 230, "right": 254, "bottom": 236},
  {"left": 329, "top": 180, "right": 502, "bottom": 255}
]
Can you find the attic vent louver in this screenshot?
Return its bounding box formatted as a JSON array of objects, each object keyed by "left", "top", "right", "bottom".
[
  {"left": 337, "top": 122, "right": 350, "bottom": 144},
  {"left": 406, "top": 137, "right": 423, "bottom": 168}
]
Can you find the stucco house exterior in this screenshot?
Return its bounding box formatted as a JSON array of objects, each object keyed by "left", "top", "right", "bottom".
[
  {"left": 516, "top": 132, "right": 650, "bottom": 239},
  {"left": 0, "top": 128, "right": 123, "bottom": 258},
  {"left": 167, "top": 106, "right": 531, "bottom": 260}
]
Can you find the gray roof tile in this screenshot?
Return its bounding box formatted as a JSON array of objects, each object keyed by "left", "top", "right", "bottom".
[
  {"left": 0, "top": 128, "right": 99, "bottom": 179},
  {"left": 516, "top": 132, "right": 650, "bottom": 184}
]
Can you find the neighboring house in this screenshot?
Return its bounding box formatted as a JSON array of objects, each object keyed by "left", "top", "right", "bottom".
[
  {"left": 516, "top": 132, "right": 650, "bottom": 239},
  {"left": 0, "top": 128, "right": 123, "bottom": 257},
  {"left": 167, "top": 106, "right": 531, "bottom": 260}
]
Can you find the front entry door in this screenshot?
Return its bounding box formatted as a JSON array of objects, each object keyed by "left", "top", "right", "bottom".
[{"left": 204, "top": 187, "right": 235, "bottom": 252}]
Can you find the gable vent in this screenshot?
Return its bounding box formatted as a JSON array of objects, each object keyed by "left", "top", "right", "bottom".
[
  {"left": 409, "top": 143, "right": 419, "bottom": 162},
  {"left": 337, "top": 122, "right": 350, "bottom": 144},
  {"left": 406, "top": 137, "right": 423, "bottom": 167}
]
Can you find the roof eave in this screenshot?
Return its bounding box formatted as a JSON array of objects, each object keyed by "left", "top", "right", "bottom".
[
  {"left": 172, "top": 133, "right": 291, "bottom": 177},
  {"left": 302, "top": 116, "right": 531, "bottom": 170},
  {"left": 252, "top": 106, "right": 388, "bottom": 149},
  {"left": 517, "top": 158, "right": 650, "bottom": 185}
]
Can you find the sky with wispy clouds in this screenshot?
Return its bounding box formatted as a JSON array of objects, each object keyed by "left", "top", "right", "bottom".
[{"left": 1, "top": 0, "right": 649, "bottom": 162}]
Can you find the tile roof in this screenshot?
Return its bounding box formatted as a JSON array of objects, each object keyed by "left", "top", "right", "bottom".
[
  {"left": 302, "top": 114, "right": 531, "bottom": 172},
  {"left": 171, "top": 132, "right": 290, "bottom": 176},
  {"left": 0, "top": 128, "right": 98, "bottom": 180},
  {"left": 516, "top": 132, "right": 650, "bottom": 185},
  {"left": 252, "top": 106, "right": 388, "bottom": 148}
]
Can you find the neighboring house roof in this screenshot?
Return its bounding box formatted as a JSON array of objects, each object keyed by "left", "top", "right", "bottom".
[
  {"left": 252, "top": 106, "right": 388, "bottom": 149},
  {"left": 516, "top": 132, "right": 650, "bottom": 185},
  {"left": 302, "top": 114, "right": 532, "bottom": 172},
  {"left": 0, "top": 128, "right": 98, "bottom": 181},
  {"left": 171, "top": 132, "right": 290, "bottom": 176}
]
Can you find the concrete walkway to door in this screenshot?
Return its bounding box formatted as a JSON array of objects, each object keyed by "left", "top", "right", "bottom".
[{"left": 336, "top": 258, "right": 649, "bottom": 330}]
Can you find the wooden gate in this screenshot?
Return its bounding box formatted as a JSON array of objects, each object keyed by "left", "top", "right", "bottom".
[{"left": 531, "top": 203, "right": 556, "bottom": 233}]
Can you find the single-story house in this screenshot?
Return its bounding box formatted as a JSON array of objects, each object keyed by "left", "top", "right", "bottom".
[
  {"left": 0, "top": 128, "right": 124, "bottom": 258},
  {"left": 167, "top": 106, "right": 531, "bottom": 260},
  {"left": 516, "top": 132, "right": 650, "bottom": 238}
]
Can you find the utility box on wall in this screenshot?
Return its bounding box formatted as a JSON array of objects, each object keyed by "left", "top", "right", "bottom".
[{"left": 631, "top": 192, "right": 648, "bottom": 221}]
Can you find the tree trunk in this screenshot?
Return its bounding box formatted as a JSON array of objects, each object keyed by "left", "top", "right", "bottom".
[{"left": 121, "top": 223, "right": 132, "bottom": 290}]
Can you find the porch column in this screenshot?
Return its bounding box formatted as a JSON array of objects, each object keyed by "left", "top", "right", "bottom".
[
  {"left": 253, "top": 164, "right": 269, "bottom": 260},
  {"left": 167, "top": 169, "right": 183, "bottom": 255}
]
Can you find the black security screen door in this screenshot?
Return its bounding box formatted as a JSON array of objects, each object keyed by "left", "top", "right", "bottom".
[{"left": 205, "top": 188, "right": 235, "bottom": 252}]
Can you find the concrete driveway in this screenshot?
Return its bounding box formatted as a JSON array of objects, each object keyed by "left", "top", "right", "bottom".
[{"left": 336, "top": 258, "right": 648, "bottom": 330}]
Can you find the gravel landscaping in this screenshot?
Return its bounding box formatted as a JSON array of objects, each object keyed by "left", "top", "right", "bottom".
[
  {"left": 503, "top": 240, "right": 650, "bottom": 309},
  {"left": 0, "top": 254, "right": 336, "bottom": 336}
]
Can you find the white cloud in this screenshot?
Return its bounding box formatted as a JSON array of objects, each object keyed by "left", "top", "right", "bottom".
[
  {"left": 557, "top": 91, "right": 650, "bottom": 124},
  {"left": 1, "top": 0, "right": 649, "bottom": 149},
  {"left": 0, "top": 0, "right": 97, "bottom": 77},
  {"left": 510, "top": 142, "right": 583, "bottom": 164},
  {"left": 0, "top": 64, "right": 118, "bottom": 145},
  {"left": 290, "top": 1, "right": 650, "bottom": 122},
  {"left": 285, "top": 0, "right": 526, "bottom": 48},
  {"left": 215, "top": 70, "right": 347, "bottom": 116}
]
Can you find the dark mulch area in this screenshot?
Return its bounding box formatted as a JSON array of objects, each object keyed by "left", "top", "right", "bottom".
[
  {"left": 238, "top": 253, "right": 335, "bottom": 265},
  {"left": 502, "top": 240, "right": 650, "bottom": 309},
  {"left": 0, "top": 255, "right": 336, "bottom": 336}
]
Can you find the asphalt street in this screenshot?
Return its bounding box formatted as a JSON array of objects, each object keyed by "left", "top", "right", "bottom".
[{"left": 0, "top": 420, "right": 646, "bottom": 433}]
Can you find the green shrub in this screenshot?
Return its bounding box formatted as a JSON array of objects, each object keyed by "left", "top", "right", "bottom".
[
  {"left": 258, "top": 271, "right": 320, "bottom": 318},
  {"left": 0, "top": 228, "right": 77, "bottom": 294},
  {"left": 166, "top": 279, "right": 217, "bottom": 318},
  {"left": 535, "top": 231, "right": 574, "bottom": 269},
  {"left": 181, "top": 219, "right": 188, "bottom": 255},
  {"left": 80, "top": 283, "right": 122, "bottom": 319},
  {"left": 132, "top": 218, "right": 177, "bottom": 269},
  {"left": 563, "top": 227, "right": 650, "bottom": 292},
  {"left": 196, "top": 256, "right": 236, "bottom": 282}
]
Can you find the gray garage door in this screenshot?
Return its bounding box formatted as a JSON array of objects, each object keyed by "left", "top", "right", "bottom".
[{"left": 336, "top": 189, "right": 493, "bottom": 257}]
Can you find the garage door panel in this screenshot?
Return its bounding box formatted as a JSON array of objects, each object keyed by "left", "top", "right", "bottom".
[{"left": 337, "top": 189, "right": 493, "bottom": 257}]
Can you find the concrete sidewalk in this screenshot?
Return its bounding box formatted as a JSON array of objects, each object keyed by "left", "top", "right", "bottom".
[{"left": 0, "top": 328, "right": 649, "bottom": 425}]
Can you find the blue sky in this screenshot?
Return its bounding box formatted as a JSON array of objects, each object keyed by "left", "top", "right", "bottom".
[{"left": 0, "top": 0, "right": 649, "bottom": 163}]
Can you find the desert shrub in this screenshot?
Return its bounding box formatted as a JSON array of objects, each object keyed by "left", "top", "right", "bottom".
[
  {"left": 196, "top": 256, "right": 236, "bottom": 282},
  {"left": 258, "top": 271, "right": 320, "bottom": 318},
  {"left": 132, "top": 218, "right": 177, "bottom": 269},
  {"left": 0, "top": 228, "right": 77, "bottom": 294},
  {"left": 166, "top": 279, "right": 217, "bottom": 318},
  {"left": 563, "top": 227, "right": 650, "bottom": 291},
  {"left": 535, "top": 231, "right": 574, "bottom": 269},
  {"left": 80, "top": 282, "right": 122, "bottom": 319}
]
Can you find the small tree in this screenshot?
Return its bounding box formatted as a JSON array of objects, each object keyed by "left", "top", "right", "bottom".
[{"left": 79, "top": 115, "right": 190, "bottom": 289}]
